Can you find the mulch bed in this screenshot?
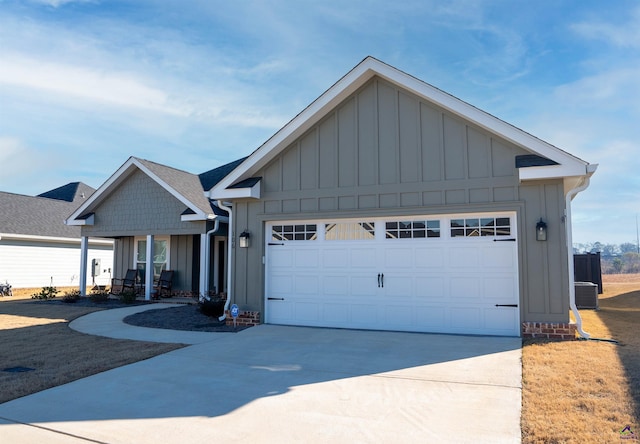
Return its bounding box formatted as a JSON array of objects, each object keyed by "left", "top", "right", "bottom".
[{"left": 124, "top": 304, "right": 250, "bottom": 332}]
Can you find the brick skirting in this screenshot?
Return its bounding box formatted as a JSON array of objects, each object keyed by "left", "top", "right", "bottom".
[
  {"left": 225, "top": 310, "right": 260, "bottom": 327},
  {"left": 522, "top": 322, "right": 577, "bottom": 340}
]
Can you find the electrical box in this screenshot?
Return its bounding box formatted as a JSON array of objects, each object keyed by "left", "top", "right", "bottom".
[{"left": 91, "top": 259, "right": 101, "bottom": 277}]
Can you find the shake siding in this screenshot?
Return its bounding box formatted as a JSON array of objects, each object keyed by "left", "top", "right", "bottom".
[{"left": 231, "top": 76, "right": 569, "bottom": 323}]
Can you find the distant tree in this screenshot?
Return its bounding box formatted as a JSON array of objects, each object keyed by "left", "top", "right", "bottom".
[
  {"left": 601, "top": 244, "right": 619, "bottom": 257},
  {"left": 623, "top": 252, "right": 640, "bottom": 273},
  {"left": 620, "top": 242, "right": 639, "bottom": 254},
  {"left": 612, "top": 258, "right": 623, "bottom": 273},
  {"left": 589, "top": 242, "right": 604, "bottom": 254}
]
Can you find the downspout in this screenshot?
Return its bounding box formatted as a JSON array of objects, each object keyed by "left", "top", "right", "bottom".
[
  {"left": 565, "top": 169, "right": 595, "bottom": 339},
  {"left": 216, "top": 200, "right": 233, "bottom": 322},
  {"left": 203, "top": 218, "right": 219, "bottom": 300}
]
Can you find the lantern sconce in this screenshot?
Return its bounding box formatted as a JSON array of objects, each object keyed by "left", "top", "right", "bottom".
[
  {"left": 536, "top": 219, "right": 547, "bottom": 241},
  {"left": 239, "top": 230, "right": 251, "bottom": 248}
]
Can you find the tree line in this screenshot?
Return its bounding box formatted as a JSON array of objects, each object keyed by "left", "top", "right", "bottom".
[{"left": 574, "top": 242, "right": 640, "bottom": 274}]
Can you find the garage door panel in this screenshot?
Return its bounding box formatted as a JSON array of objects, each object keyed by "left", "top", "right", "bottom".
[
  {"left": 351, "top": 304, "right": 380, "bottom": 325},
  {"left": 484, "top": 307, "right": 518, "bottom": 332},
  {"left": 295, "top": 249, "right": 319, "bottom": 267},
  {"left": 449, "top": 247, "right": 480, "bottom": 268},
  {"left": 323, "top": 275, "right": 349, "bottom": 295},
  {"left": 415, "top": 276, "right": 446, "bottom": 300},
  {"left": 294, "top": 302, "right": 320, "bottom": 321},
  {"left": 295, "top": 275, "right": 319, "bottom": 294},
  {"left": 383, "top": 247, "right": 413, "bottom": 269},
  {"left": 481, "top": 245, "right": 515, "bottom": 269},
  {"left": 270, "top": 274, "right": 294, "bottom": 294},
  {"left": 450, "top": 277, "right": 481, "bottom": 299},
  {"left": 322, "top": 304, "right": 349, "bottom": 324},
  {"left": 322, "top": 249, "right": 348, "bottom": 267},
  {"left": 415, "top": 248, "right": 445, "bottom": 268},
  {"left": 451, "top": 307, "right": 481, "bottom": 329},
  {"left": 269, "top": 301, "right": 293, "bottom": 321},
  {"left": 413, "top": 306, "right": 447, "bottom": 328},
  {"left": 350, "top": 248, "right": 378, "bottom": 268},
  {"left": 385, "top": 275, "right": 413, "bottom": 298},
  {"left": 270, "top": 249, "right": 294, "bottom": 268},
  {"left": 350, "top": 276, "right": 376, "bottom": 296},
  {"left": 483, "top": 276, "right": 516, "bottom": 300}
]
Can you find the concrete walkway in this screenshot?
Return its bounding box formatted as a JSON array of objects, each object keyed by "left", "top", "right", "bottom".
[{"left": 0, "top": 304, "right": 522, "bottom": 443}]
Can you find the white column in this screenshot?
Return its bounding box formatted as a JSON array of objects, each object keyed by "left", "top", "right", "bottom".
[
  {"left": 79, "top": 236, "right": 89, "bottom": 297},
  {"left": 199, "top": 233, "right": 208, "bottom": 298},
  {"left": 145, "top": 234, "right": 154, "bottom": 300}
]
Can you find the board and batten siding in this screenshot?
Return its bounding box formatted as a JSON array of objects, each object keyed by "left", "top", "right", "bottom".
[
  {"left": 230, "top": 77, "right": 569, "bottom": 324},
  {"left": 113, "top": 234, "right": 199, "bottom": 292}
]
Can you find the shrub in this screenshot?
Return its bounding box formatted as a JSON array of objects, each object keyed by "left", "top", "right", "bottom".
[
  {"left": 89, "top": 290, "right": 110, "bottom": 303},
  {"left": 61, "top": 289, "right": 81, "bottom": 303},
  {"left": 199, "top": 298, "right": 225, "bottom": 317},
  {"left": 31, "top": 286, "right": 59, "bottom": 300},
  {"left": 118, "top": 290, "right": 138, "bottom": 304}
]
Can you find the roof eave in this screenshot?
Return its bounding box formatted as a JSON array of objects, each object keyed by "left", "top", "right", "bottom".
[{"left": 208, "top": 180, "right": 261, "bottom": 200}]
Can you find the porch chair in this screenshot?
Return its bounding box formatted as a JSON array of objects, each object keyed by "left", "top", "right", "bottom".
[
  {"left": 154, "top": 270, "right": 174, "bottom": 299},
  {"left": 111, "top": 269, "right": 139, "bottom": 294}
]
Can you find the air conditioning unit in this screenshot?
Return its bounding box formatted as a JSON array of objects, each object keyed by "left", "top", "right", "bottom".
[{"left": 575, "top": 282, "right": 598, "bottom": 309}]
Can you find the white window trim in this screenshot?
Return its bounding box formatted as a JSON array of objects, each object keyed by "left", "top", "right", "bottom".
[{"left": 133, "top": 235, "right": 171, "bottom": 273}]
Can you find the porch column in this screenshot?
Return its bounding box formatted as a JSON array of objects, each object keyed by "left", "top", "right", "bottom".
[
  {"left": 79, "top": 236, "right": 89, "bottom": 296},
  {"left": 199, "top": 233, "right": 208, "bottom": 298},
  {"left": 145, "top": 234, "right": 154, "bottom": 300}
]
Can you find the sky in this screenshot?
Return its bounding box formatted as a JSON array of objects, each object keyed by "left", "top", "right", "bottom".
[{"left": 0, "top": 0, "right": 638, "bottom": 246}]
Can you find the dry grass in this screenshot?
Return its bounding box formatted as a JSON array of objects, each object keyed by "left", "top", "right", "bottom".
[
  {"left": 0, "top": 298, "right": 183, "bottom": 404},
  {"left": 522, "top": 273, "right": 640, "bottom": 443}
]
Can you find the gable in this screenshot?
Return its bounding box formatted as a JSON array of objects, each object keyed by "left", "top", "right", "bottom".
[
  {"left": 255, "top": 77, "right": 530, "bottom": 210},
  {"left": 208, "top": 57, "right": 594, "bottom": 201},
  {"left": 79, "top": 170, "right": 207, "bottom": 237}
]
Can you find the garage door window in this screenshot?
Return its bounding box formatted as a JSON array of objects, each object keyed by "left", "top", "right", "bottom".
[
  {"left": 272, "top": 224, "right": 317, "bottom": 241},
  {"left": 451, "top": 217, "right": 511, "bottom": 237},
  {"left": 385, "top": 220, "right": 440, "bottom": 239},
  {"left": 325, "top": 222, "right": 375, "bottom": 240}
]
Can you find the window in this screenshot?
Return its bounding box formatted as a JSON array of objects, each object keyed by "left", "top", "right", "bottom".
[
  {"left": 385, "top": 220, "right": 440, "bottom": 239},
  {"left": 271, "top": 224, "right": 317, "bottom": 241},
  {"left": 135, "top": 237, "right": 169, "bottom": 284},
  {"left": 451, "top": 217, "right": 510, "bottom": 238},
  {"left": 325, "top": 222, "right": 375, "bottom": 240}
]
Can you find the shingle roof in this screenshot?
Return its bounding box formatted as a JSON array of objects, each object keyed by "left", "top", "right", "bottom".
[
  {"left": 198, "top": 157, "right": 247, "bottom": 191},
  {"left": 0, "top": 183, "right": 94, "bottom": 239}
]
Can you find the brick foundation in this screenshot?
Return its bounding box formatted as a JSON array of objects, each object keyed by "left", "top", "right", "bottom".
[
  {"left": 522, "top": 322, "right": 577, "bottom": 340},
  {"left": 225, "top": 310, "right": 260, "bottom": 327}
]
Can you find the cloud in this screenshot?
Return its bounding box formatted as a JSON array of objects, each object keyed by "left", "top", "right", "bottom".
[
  {"left": 26, "top": 0, "right": 95, "bottom": 8},
  {"left": 0, "top": 137, "right": 50, "bottom": 184},
  {"left": 571, "top": 7, "right": 640, "bottom": 49}
]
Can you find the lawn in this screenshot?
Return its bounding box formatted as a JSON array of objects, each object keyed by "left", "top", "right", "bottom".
[
  {"left": 0, "top": 289, "right": 183, "bottom": 404},
  {"left": 521, "top": 273, "right": 640, "bottom": 443}
]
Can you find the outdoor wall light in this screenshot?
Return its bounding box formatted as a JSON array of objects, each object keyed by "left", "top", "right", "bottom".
[
  {"left": 239, "top": 230, "right": 251, "bottom": 248},
  {"left": 536, "top": 219, "right": 547, "bottom": 241}
]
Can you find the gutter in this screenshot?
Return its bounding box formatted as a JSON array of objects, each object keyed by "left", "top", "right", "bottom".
[
  {"left": 216, "top": 200, "right": 233, "bottom": 322},
  {"left": 565, "top": 165, "right": 597, "bottom": 339}
]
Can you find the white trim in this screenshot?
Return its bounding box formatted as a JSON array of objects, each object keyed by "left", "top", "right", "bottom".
[
  {"left": 0, "top": 232, "right": 114, "bottom": 246},
  {"left": 208, "top": 57, "right": 592, "bottom": 199},
  {"left": 79, "top": 236, "right": 88, "bottom": 297},
  {"left": 66, "top": 213, "right": 94, "bottom": 226},
  {"left": 209, "top": 180, "right": 261, "bottom": 200}
]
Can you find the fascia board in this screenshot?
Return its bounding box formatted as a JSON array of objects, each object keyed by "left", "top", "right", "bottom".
[
  {"left": 66, "top": 213, "right": 94, "bottom": 226},
  {"left": 180, "top": 213, "right": 216, "bottom": 222},
  {"left": 518, "top": 164, "right": 590, "bottom": 181},
  {"left": 210, "top": 181, "right": 261, "bottom": 200}
]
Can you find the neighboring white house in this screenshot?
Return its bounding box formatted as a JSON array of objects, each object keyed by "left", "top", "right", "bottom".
[{"left": 0, "top": 182, "right": 114, "bottom": 289}]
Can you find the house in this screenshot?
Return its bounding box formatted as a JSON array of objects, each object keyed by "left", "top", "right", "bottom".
[
  {"left": 206, "top": 57, "right": 596, "bottom": 338},
  {"left": 67, "top": 57, "right": 596, "bottom": 338},
  {"left": 0, "top": 182, "right": 113, "bottom": 289},
  {"left": 65, "top": 157, "right": 243, "bottom": 298}
]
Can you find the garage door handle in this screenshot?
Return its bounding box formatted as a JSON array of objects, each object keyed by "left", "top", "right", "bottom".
[
  {"left": 377, "top": 273, "right": 381, "bottom": 288},
  {"left": 495, "top": 304, "right": 518, "bottom": 307},
  {"left": 268, "top": 242, "right": 285, "bottom": 246},
  {"left": 268, "top": 297, "right": 285, "bottom": 301},
  {"left": 381, "top": 273, "right": 384, "bottom": 288},
  {"left": 493, "top": 238, "right": 516, "bottom": 242}
]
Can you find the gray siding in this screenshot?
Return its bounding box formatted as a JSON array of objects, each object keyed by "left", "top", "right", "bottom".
[
  {"left": 230, "top": 77, "right": 569, "bottom": 325},
  {"left": 81, "top": 170, "right": 207, "bottom": 237}
]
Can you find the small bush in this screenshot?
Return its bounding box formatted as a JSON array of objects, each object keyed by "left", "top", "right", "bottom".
[
  {"left": 61, "top": 289, "right": 81, "bottom": 303},
  {"left": 89, "top": 290, "right": 110, "bottom": 303},
  {"left": 118, "top": 290, "right": 138, "bottom": 304},
  {"left": 31, "top": 286, "right": 59, "bottom": 300},
  {"left": 199, "top": 298, "right": 225, "bottom": 317}
]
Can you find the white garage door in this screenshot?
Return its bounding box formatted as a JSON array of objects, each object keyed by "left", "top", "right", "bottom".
[{"left": 265, "top": 213, "right": 520, "bottom": 336}]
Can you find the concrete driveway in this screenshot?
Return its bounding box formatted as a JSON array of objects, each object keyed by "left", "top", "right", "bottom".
[{"left": 0, "top": 306, "right": 522, "bottom": 443}]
